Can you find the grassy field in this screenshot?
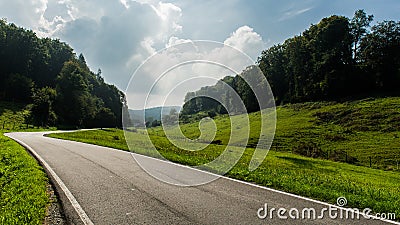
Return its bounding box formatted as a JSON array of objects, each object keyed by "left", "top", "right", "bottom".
[
  {"left": 48, "top": 97, "right": 400, "bottom": 220},
  {"left": 154, "top": 97, "right": 400, "bottom": 170},
  {"left": 0, "top": 101, "right": 52, "bottom": 224}
]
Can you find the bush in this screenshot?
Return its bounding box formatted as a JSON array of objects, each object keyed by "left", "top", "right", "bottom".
[{"left": 292, "top": 141, "right": 325, "bottom": 158}]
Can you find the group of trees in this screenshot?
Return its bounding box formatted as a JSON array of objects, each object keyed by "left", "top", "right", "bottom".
[
  {"left": 181, "top": 65, "right": 270, "bottom": 116},
  {"left": 258, "top": 10, "right": 400, "bottom": 104},
  {"left": 181, "top": 10, "right": 400, "bottom": 116},
  {"left": 0, "top": 19, "right": 129, "bottom": 128}
]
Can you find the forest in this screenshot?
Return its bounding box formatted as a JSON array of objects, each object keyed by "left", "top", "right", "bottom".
[
  {"left": 181, "top": 10, "right": 400, "bottom": 116},
  {"left": 0, "top": 19, "right": 129, "bottom": 128}
]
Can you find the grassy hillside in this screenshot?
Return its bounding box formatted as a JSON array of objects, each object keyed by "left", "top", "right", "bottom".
[
  {"left": 48, "top": 97, "right": 400, "bottom": 221},
  {"left": 0, "top": 101, "right": 52, "bottom": 224},
  {"left": 152, "top": 97, "right": 400, "bottom": 170}
]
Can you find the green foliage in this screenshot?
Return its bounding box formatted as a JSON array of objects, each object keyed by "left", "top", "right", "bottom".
[
  {"left": 262, "top": 11, "right": 399, "bottom": 103},
  {"left": 0, "top": 20, "right": 129, "bottom": 128},
  {"left": 350, "top": 9, "right": 374, "bottom": 60},
  {"left": 2, "top": 74, "right": 34, "bottom": 102},
  {"left": 0, "top": 101, "right": 52, "bottom": 224},
  {"left": 181, "top": 65, "right": 266, "bottom": 117},
  {"left": 0, "top": 102, "right": 31, "bottom": 130},
  {"left": 0, "top": 19, "right": 74, "bottom": 90},
  {"left": 55, "top": 60, "right": 97, "bottom": 126},
  {"left": 259, "top": 14, "right": 356, "bottom": 103},
  {"left": 359, "top": 20, "right": 400, "bottom": 90},
  {"left": 30, "top": 87, "right": 57, "bottom": 127}
]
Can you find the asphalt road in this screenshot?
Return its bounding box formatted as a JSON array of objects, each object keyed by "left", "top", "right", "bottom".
[{"left": 5, "top": 131, "right": 397, "bottom": 225}]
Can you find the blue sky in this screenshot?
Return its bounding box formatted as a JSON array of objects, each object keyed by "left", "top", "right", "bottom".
[{"left": 0, "top": 0, "right": 399, "bottom": 108}]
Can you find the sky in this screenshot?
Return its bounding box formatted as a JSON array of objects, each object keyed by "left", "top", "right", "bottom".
[{"left": 1, "top": 0, "right": 399, "bottom": 109}]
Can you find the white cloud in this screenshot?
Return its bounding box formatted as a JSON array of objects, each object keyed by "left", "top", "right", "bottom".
[
  {"left": 166, "top": 36, "right": 192, "bottom": 48},
  {"left": 120, "top": 0, "right": 130, "bottom": 9},
  {"left": 151, "top": 2, "right": 181, "bottom": 21},
  {"left": 35, "top": 0, "right": 48, "bottom": 14},
  {"left": 141, "top": 26, "right": 264, "bottom": 108},
  {"left": 224, "top": 25, "right": 265, "bottom": 60},
  {"left": 150, "top": 1, "right": 183, "bottom": 43},
  {"left": 0, "top": 0, "right": 47, "bottom": 28},
  {"left": 279, "top": 7, "right": 313, "bottom": 21},
  {"left": 140, "top": 37, "right": 157, "bottom": 56},
  {"left": 126, "top": 29, "right": 262, "bottom": 108},
  {"left": 47, "top": 0, "right": 184, "bottom": 91}
]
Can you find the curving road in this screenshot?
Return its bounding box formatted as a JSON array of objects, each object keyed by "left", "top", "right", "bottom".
[{"left": 5, "top": 131, "right": 397, "bottom": 225}]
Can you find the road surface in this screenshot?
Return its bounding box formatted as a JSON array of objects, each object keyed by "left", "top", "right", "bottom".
[{"left": 5, "top": 131, "right": 397, "bottom": 225}]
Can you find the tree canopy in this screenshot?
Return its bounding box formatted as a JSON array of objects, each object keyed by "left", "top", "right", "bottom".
[{"left": 0, "top": 19, "right": 129, "bottom": 128}]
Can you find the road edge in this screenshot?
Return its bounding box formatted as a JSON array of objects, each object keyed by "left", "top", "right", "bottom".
[{"left": 5, "top": 133, "right": 94, "bottom": 225}]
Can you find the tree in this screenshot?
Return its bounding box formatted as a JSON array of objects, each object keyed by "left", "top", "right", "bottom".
[
  {"left": 96, "top": 68, "right": 104, "bottom": 82},
  {"left": 55, "top": 61, "right": 97, "bottom": 127},
  {"left": 235, "top": 67, "right": 262, "bottom": 113},
  {"left": 350, "top": 10, "right": 374, "bottom": 61},
  {"left": 92, "top": 82, "right": 125, "bottom": 127},
  {"left": 258, "top": 44, "right": 289, "bottom": 104},
  {"left": 39, "top": 38, "right": 74, "bottom": 87},
  {"left": 284, "top": 35, "right": 312, "bottom": 101},
  {"left": 3, "top": 73, "right": 34, "bottom": 102},
  {"left": 359, "top": 21, "right": 400, "bottom": 90},
  {"left": 94, "top": 107, "right": 116, "bottom": 128},
  {"left": 298, "top": 15, "right": 353, "bottom": 99},
  {"left": 30, "top": 87, "right": 57, "bottom": 126}
]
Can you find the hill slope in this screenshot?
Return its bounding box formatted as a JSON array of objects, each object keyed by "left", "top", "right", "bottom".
[{"left": 151, "top": 97, "right": 400, "bottom": 170}]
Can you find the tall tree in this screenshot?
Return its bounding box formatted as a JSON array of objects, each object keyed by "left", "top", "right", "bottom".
[
  {"left": 359, "top": 21, "right": 400, "bottom": 90},
  {"left": 30, "top": 87, "right": 57, "bottom": 126},
  {"left": 306, "top": 15, "right": 353, "bottom": 98},
  {"left": 350, "top": 9, "right": 374, "bottom": 61},
  {"left": 55, "top": 61, "right": 97, "bottom": 127},
  {"left": 258, "top": 44, "right": 289, "bottom": 104}
]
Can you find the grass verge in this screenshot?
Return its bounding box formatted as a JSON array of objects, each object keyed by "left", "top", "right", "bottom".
[
  {"left": 0, "top": 132, "right": 50, "bottom": 224},
  {"left": 0, "top": 101, "right": 54, "bottom": 224}
]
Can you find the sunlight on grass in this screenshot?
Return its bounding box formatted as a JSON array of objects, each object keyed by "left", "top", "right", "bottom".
[
  {"left": 0, "top": 101, "right": 55, "bottom": 224},
  {"left": 47, "top": 97, "right": 400, "bottom": 221},
  {"left": 49, "top": 126, "right": 400, "bottom": 219}
]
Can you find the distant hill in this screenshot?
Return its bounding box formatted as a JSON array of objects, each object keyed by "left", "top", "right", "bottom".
[{"left": 129, "top": 106, "right": 181, "bottom": 126}]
